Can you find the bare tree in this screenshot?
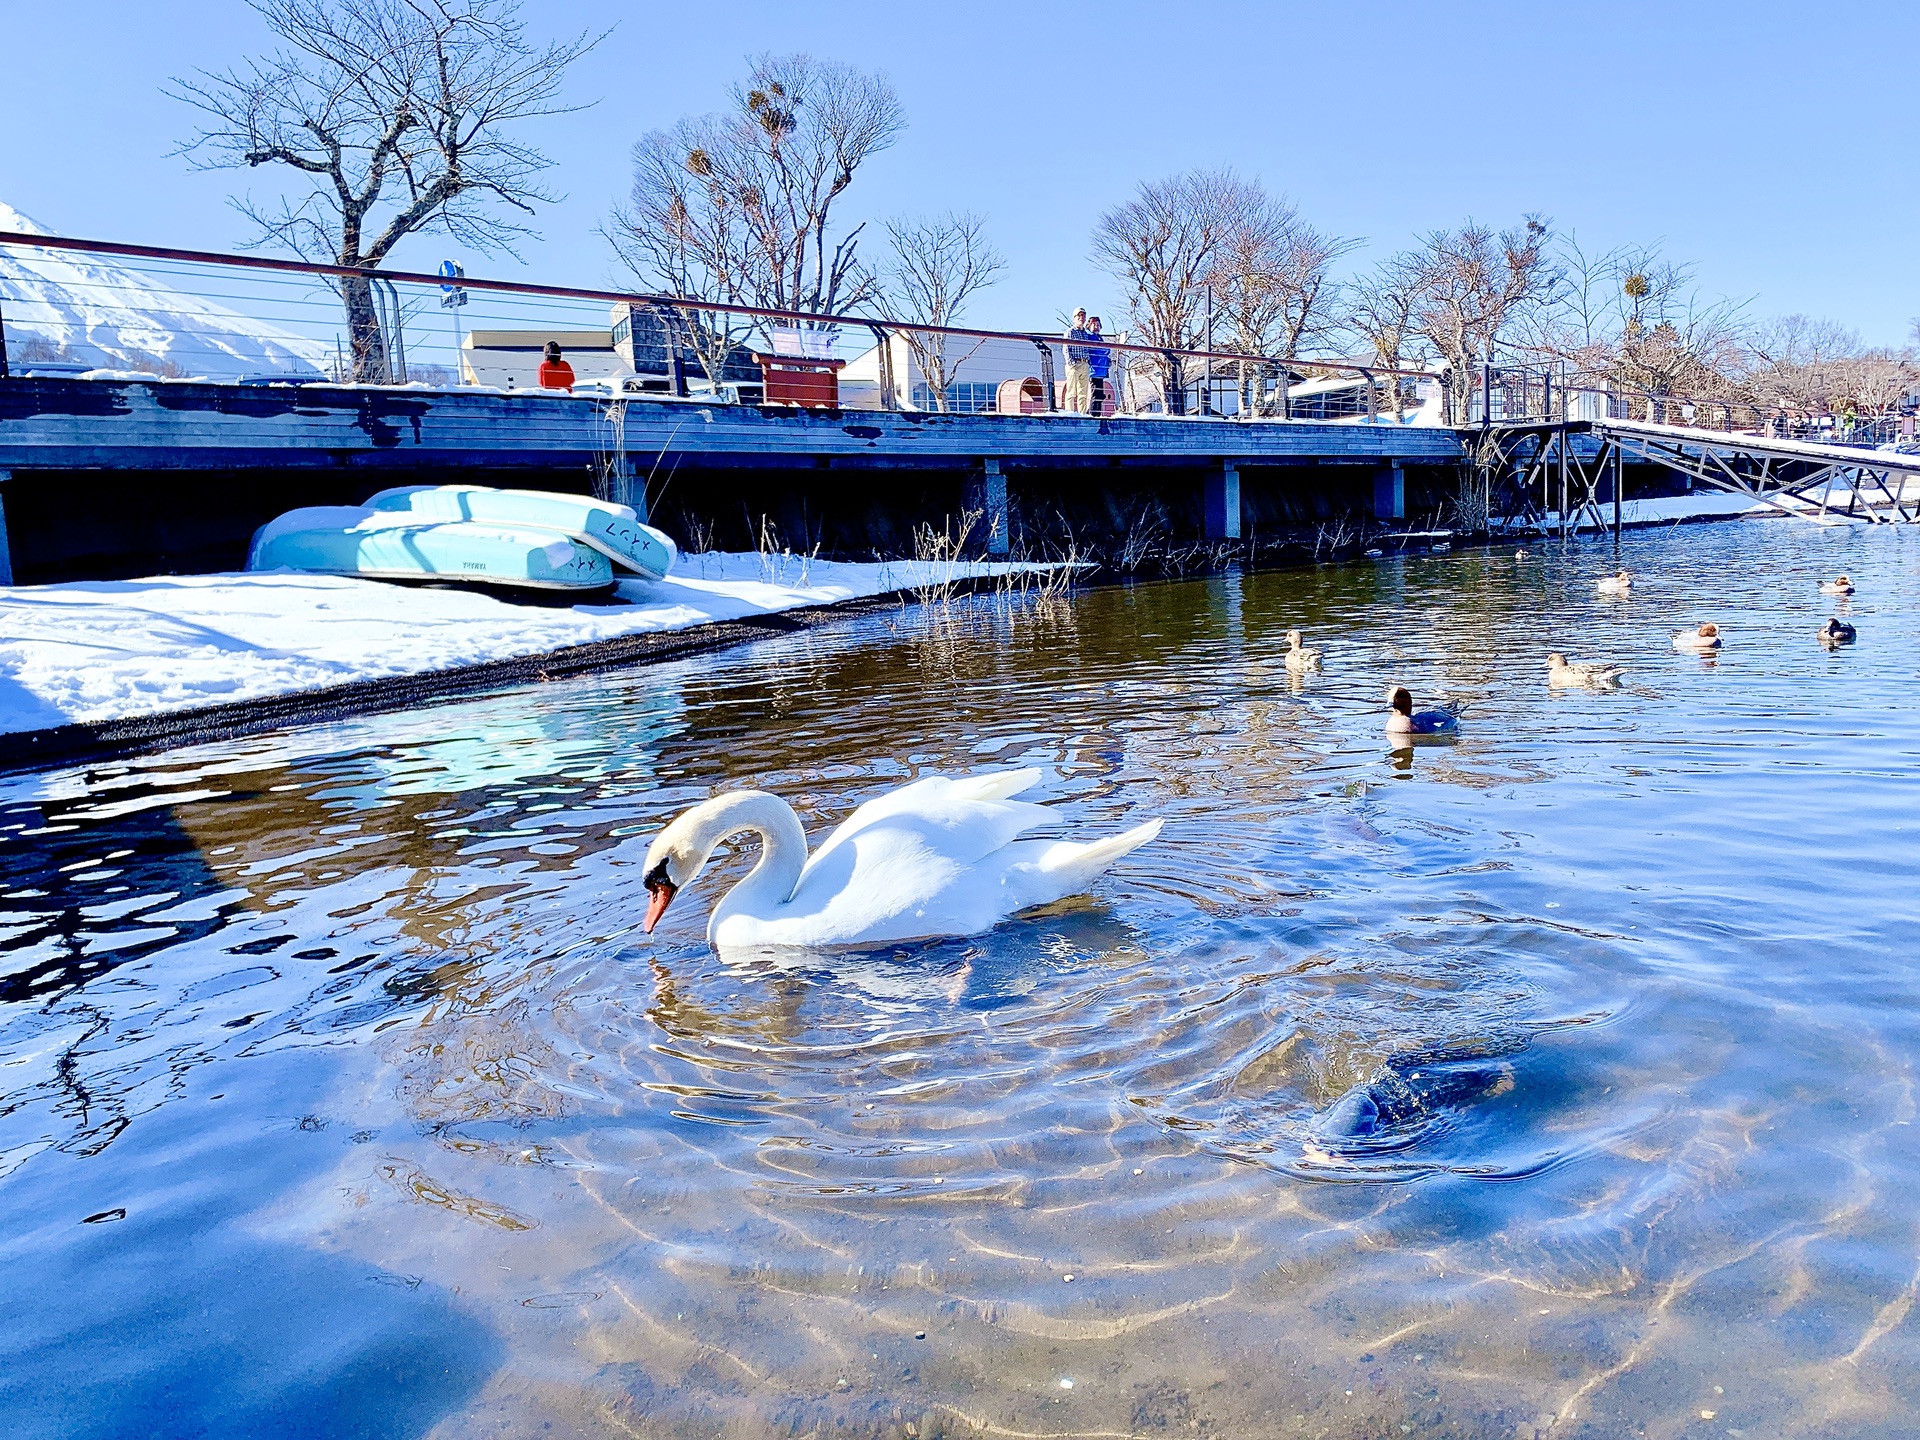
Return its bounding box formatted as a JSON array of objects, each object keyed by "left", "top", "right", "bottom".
[
  {"left": 1091, "top": 169, "right": 1256, "bottom": 408},
  {"left": 607, "top": 112, "right": 764, "bottom": 384},
  {"left": 1742, "top": 314, "right": 1865, "bottom": 413},
  {"left": 610, "top": 52, "right": 905, "bottom": 379},
  {"left": 1396, "top": 215, "right": 1554, "bottom": 418},
  {"left": 878, "top": 213, "right": 1004, "bottom": 410},
  {"left": 1345, "top": 257, "right": 1424, "bottom": 418},
  {"left": 1206, "top": 190, "right": 1359, "bottom": 414},
  {"left": 173, "top": 0, "right": 600, "bottom": 380}
]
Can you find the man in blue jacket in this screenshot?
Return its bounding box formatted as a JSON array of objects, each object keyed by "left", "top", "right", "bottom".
[{"left": 1086, "top": 316, "right": 1112, "bottom": 415}]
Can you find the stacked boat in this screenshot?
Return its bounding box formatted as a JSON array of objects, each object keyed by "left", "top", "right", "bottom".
[{"left": 247, "top": 485, "right": 676, "bottom": 594}]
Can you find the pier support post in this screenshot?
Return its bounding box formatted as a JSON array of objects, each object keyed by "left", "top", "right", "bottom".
[
  {"left": 0, "top": 470, "right": 13, "bottom": 586},
  {"left": 1371, "top": 463, "right": 1405, "bottom": 521},
  {"left": 981, "top": 458, "right": 1009, "bottom": 557},
  {"left": 612, "top": 457, "right": 649, "bottom": 521},
  {"left": 1204, "top": 461, "right": 1241, "bottom": 541}
]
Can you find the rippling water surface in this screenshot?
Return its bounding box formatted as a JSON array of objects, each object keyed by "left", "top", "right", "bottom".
[{"left": 3, "top": 521, "right": 1918, "bottom": 1439}]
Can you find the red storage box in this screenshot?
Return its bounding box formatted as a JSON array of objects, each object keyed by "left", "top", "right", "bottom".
[{"left": 751, "top": 354, "right": 847, "bottom": 409}]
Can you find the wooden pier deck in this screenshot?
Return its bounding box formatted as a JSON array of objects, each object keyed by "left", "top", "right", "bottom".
[
  {"left": 0, "top": 375, "right": 1465, "bottom": 472},
  {"left": 0, "top": 375, "right": 1469, "bottom": 583}
]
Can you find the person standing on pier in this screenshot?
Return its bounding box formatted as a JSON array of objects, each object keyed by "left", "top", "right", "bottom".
[
  {"left": 538, "top": 341, "right": 576, "bottom": 392},
  {"left": 1064, "top": 308, "right": 1094, "bottom": 414},
  {"left": 1086, "top": 316, "right": 1112, "bottom": 416}
]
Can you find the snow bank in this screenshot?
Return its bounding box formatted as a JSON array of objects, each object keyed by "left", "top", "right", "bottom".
[{"left": 0, "top": 553, "right": 1026, "bottom": 737}]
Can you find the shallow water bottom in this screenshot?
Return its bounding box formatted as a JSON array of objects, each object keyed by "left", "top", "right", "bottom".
[{"left": 2, "top": 520, "right": 1918, "bottom": 1439}]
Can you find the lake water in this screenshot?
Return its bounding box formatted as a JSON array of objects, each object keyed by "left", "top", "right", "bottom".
[{"left": 2, "top": 520, "right": 1916, "bottom": 1440}]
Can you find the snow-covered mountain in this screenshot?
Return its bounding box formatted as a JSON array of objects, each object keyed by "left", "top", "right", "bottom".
[{"left": 0, "top": 203, "right": 329, "bottom": 378}]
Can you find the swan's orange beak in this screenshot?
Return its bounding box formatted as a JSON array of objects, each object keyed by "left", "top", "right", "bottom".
[{"left": 643, "top": 880, "right": 677, "bottom": 934}]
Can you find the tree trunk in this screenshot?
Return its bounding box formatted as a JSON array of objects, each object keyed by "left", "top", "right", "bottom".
[{"left": 341, "top": 276, "right": 389, "bottom": 383}]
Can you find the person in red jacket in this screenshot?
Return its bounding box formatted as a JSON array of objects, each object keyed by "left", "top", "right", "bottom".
[{"left": 537, "top": 341, "right": 575, "bottom": 391}]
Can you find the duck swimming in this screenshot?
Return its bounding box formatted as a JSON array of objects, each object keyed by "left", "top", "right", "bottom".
[
  {"left": 1818, "top": 617, "right": 1856, "bottom": 646},
  {"left": 640, "top": 769, "right": 1162, "bottom": 951},
  {"left": 1547, "top": 652, "right": 1627, "bottom": 687},
  {"left": 1595, "top": 569, "right": 1632, "bottom": 595},
  {"left": 1819, "top": 574, "right": 1855, "bottom": 595},
  {"left": 1386, "top": 686, "right": 1460, "bottom": 735},
  {"left": 1284, "top": 628, "right": 1323, "bottom": 673},
  {"left": 1672, "top": 622, "right": 1723, "bottom": 652}
]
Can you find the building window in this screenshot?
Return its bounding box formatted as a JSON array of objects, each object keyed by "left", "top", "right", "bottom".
[{"left": 910, "top": 381, "right": 1000, "bottom": 413}]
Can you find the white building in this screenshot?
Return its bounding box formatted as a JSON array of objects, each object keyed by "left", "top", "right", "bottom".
[{"left": 458, "top": 328, "right": 632, "bottom": 389}]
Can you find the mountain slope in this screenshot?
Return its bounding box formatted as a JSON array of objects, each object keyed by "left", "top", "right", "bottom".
[{"left": 0, "top": 203, "right": 329, "bottom": 378}]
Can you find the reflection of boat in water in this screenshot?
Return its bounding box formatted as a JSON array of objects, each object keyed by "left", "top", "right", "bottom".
[{"left": 246, "top": 485, "right": 677, "bottom": 594}]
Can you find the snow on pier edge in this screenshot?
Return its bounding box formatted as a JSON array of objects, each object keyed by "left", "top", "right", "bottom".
[{"left": 0, "top": 553, "right": 1039, "bottom": 737}]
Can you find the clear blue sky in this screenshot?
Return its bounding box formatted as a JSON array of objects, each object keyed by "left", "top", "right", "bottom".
[{"left": 4, "top": 0, "right": 1915, "bottom": 345}]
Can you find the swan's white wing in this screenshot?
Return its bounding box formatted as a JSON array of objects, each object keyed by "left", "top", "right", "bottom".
[{"left": 800, "top": 769, "right": 1049, "bottom": 879}]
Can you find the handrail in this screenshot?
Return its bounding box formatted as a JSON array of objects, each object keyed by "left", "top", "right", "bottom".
[{"left": 0, "top": 228, "right": 1443, "bottom": 387}]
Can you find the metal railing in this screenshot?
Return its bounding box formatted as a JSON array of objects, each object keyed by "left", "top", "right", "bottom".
[
  {"left": 1467, "top": 361, "right": 1919, "bottom": 452},
  {"left": 0, "top": 228, "right": 1445, "bottom": 424}
]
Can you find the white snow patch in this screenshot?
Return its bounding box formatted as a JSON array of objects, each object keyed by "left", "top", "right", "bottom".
[{"left": 0, "top": 554, "right": 1033, "bottom": 736}]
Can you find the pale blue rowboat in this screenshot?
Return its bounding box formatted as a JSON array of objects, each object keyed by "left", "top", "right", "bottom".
[
  {"left": 249, "top": 507, "right": 614, "bottom": 592},
  {"left": 365, "top": 485, "right": 676, "bottom": 580}
]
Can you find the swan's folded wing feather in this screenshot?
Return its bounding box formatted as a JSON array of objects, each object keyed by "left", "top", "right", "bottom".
[{"left": 801, "top": 771, "right": 1051, "bottom": 880}]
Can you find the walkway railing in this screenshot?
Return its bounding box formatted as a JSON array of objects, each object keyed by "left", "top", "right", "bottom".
[
  {"left": 0, "top": 230, "right": 1441, "bottom": 424},
  {"left": 1467, "top": 362, "right": 1918, "bottom": 452}
]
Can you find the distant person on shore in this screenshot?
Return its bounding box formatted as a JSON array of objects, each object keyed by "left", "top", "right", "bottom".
[
  {"left": 1086, "top": 316, "right": 1112, "bottom": 415},
  {"left": 538, "top": 341, "right": 575, "bottom": 392},
  {"left": 1064, "top": 308, "right": 1093, "bottom": 414}
]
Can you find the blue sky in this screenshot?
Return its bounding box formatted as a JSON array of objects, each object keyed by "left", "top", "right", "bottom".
[{"left": 4, "top": 0, "right": 1916, "bottom": 345}]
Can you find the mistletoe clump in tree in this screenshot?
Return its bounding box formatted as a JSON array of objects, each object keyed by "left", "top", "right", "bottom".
[{"left": 173, "top": 0, "right": 600, "bottom": 379}]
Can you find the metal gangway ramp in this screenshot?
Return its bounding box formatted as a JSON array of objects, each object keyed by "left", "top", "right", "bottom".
[{"left": 1485, "top": 416, "right": 1920, "bottom": 533}]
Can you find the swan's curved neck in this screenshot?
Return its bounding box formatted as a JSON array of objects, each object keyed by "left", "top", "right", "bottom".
[{"left": 685, "top": 791, "right": 809, "bottom": 923}]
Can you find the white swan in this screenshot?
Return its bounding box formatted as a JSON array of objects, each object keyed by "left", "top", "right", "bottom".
[
  {"left": 640, "top": 769, "right": 1163, "bottom": 950},
  {"left": 1284, "top": 628, "right": 1323, "bottom": 673},
  {"left": 1672, "top": 622, "right": 1722, "bottom": 652},
  {"left": 1547, "top": 652, "right": 1626, "bottom": 688},
  {"left": 1595, "top": 569, "right": 1632, "bottom": 596}
]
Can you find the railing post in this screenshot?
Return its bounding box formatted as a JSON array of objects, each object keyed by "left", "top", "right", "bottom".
[
  {"left": 865, "top": 324, "right": 894, "bottom": 410},
  {"left": 1541, "top": 368, "right": 1552, "bottom": 424},
  {"left": 0, "top": 295, "right": 9, "bottom": 380},
  {"left": 1363, "top": 368, "right": 1376, "bottom": 424},
  {"left": 1162, "top": 352, "right": 1184, "bottom": 416},
  {"left": 0, "top": 470, "right": 13, "bottom": 585},
  {"left": 1032, "top": 340, "right": 1056, "bottom": 412},
  {"left": 658, "top": 304, "right": 688, "bottom": 398},
  {"left": 1482, "top": 361, "right": 1494, "bottom": 425},
  {"left": 1277, "top": 362, "right": 1290, "bottom": 420}
]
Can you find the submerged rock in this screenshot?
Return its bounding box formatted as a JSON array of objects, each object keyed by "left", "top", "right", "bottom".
[{"left": 1310, "top": 1034, "right": 1529, "bottom": 1151}]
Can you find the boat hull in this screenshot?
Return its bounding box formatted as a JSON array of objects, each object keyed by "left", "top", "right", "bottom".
[
  {"left": 251, "top": 515, "right": 614, "bottom": 592},
  {"left": 367, "top": 485, "right": 676, "bottom": 580}
]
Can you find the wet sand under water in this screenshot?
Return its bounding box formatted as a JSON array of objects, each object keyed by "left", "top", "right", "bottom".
[{"left": 1, "top": 521, "right": 1917, "bottom": 1439}]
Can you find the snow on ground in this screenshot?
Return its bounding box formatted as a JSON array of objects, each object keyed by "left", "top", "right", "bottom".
[{"left": 0, "top": 553, "right": 1027, "bottom": 737}]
